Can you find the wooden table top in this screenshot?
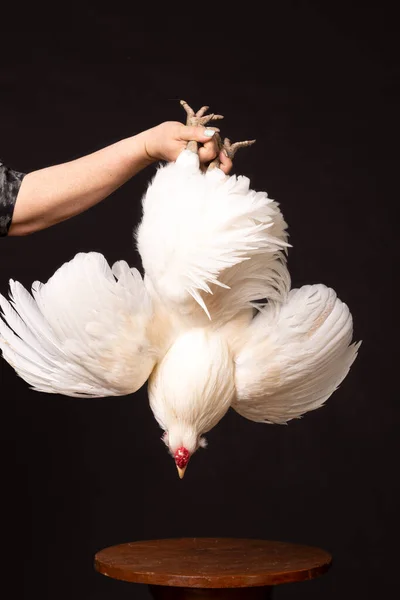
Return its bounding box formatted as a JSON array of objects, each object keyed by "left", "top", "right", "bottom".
[{"left": 94, "top": 538, "right": 332, "bottom": 588}]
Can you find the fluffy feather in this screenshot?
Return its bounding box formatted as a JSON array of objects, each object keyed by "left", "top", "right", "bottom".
[
  {"left": 0, "top": 252, "right": 160, "bottom": 397},
  {"left": 233, "top": 284, "right": 361, "bottom": 424},
  {"left": 136, "top": 149, "right": 290, "bottom": 321},
  {"left": 148, "top": 328, "right": 235, "bottom": 454}
]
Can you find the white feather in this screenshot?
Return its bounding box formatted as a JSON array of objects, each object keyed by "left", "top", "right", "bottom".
[
  {"left": 148, "top": 328, "right": 235, "bottom": 453},
  {"left": 136, "top": 150, "right": 290, "bottom": 321},
  {"left": 233, "top": 284, "right": 360, "bottom": 424},
  {"left": 0, "top": 252, "right": 161, "bottom": 397}
]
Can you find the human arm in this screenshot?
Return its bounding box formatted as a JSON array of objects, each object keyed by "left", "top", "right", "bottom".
[{"left": 7, "top": 122, "right": 232, "bottom": 236}]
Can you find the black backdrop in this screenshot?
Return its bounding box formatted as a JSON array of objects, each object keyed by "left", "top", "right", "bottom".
[{"left": 1, "top": 5, "right": 398, "bottom": 600}]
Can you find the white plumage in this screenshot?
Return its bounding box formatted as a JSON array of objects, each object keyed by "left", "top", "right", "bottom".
[
  {"left": 0, "top": 103, "right": 359, "bottom": 477},
  {"left": 137, "top": 149, "right": 289, "bottom": 320},
  {"left": 0, "top": 255, "right": 158, "bottom": 397},
  {"left": 234, "top": 285, "right": 360, "bottom": 424}
]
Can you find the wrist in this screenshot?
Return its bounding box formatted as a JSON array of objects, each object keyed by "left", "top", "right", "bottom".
[
  {"left": 125, "top": 131, "right": 156, "bottom": 170},
  {"left": 141, "top": 126, "right": 161, "bottom": 163}
]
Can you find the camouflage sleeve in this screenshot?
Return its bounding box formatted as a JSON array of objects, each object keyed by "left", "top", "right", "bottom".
[{"left": 0, "top": 160, "right": 26, "bottom": 237}]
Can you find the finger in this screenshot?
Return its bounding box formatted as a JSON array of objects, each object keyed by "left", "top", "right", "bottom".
[
  {"left": 218, "top": 150, "right": 233, "bottom": 175},
  {"left": 179, "top": 125, "right": 219, "bottom": 143},
  {"left": 198, "top": 140, "right": 218, "bottom": 164}
]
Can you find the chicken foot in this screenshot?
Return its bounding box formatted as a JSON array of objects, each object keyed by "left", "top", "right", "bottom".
[
  {"left": 180, "top": 100, "right": 223, "bottom": 153},
  {"left": 207, "top": 134, "right": 256, "bottom": 171},
  {"left": 179, "top": 100, "right": 255, "bottom": 171}
]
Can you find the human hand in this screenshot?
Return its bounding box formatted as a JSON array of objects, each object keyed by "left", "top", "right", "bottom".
[{"left": 142, "top": 121, "right": 233, "bottom": 175}]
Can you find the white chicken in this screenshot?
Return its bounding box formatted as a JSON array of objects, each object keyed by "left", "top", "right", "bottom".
[{"left": 0, "top": 101, "right": 359, "bottom": 478}]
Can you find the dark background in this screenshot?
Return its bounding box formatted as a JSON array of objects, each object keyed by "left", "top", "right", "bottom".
[{"left": 1, "top": 5, "right": 398, "bottom": 599}]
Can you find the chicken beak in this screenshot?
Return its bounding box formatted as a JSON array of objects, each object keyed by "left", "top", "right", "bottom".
[
  {"left": 177, "top": 465, "right": 187, "bottom": 479},
  {"left": 174, "top": 447, "right": 190, "bottom": 479}
]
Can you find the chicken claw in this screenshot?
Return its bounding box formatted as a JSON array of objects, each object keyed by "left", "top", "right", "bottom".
[
  {"left": 207, "top": 135, "right": 256, "bottom": 171},
  {"left": 223, "top": 137, "right": 256, "bottom": 159},
  {"left": 180, "top": 100, "right": 224, "bottom": 153}
]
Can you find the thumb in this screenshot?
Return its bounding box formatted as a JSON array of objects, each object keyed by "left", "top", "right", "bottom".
[{"left": 180, "top": 125, "right": 218, "bottom": 142}]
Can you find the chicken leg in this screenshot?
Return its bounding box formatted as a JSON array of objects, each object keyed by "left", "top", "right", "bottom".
[
  {"left": 180, "top": 100, "right": 255, "bottom": 171},
  {"left": 180, "top": 100, "right": 224, "bottom": 153},
  {"left": 207, "top": 134, "right": 256, "bottom": 171}
]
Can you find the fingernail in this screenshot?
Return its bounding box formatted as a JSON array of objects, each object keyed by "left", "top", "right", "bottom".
[{"left": 204, "top": 129, "right": 215, "bottom": 137}]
